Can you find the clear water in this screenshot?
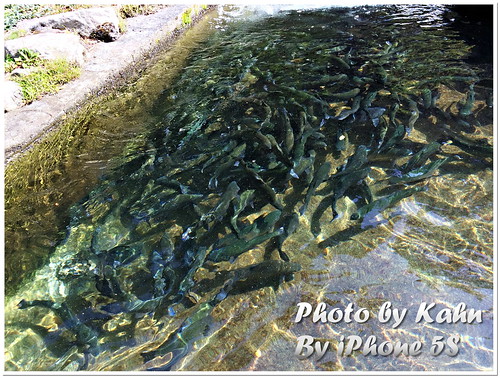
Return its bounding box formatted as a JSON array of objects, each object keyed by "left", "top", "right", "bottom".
[{"left": 4, "top": 5, "right": 493, "bottom": 371}]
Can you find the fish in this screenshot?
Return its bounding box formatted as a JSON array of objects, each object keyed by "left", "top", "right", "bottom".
[
  {"left": 361, "top": 90, "right": 378, "bottom": 110},
  {"left": 195, "top": 260, "right": 301, "bottom": 296},
  {"left": 331, "top": 145, "right": 368, "bottom": 180},
  {"left": 330, "top": 167, "right": 371, "bottom": 219},
  {"left": 379, "top": 123, "right": 406, "bottom": 152},
  {"left": 208, "top": 143, "right": 246, "bottom": 189},
  {"left": 459, "top": 84, "right": 475, "bottom": 117},
  {"left": 311, "top": 195, "right": 333, "bottom": 236},
  {"left": 277, "top": 213, "right": 299, "bottom": 261},
  {"left": 335, "top": 130, "right": 348, "bottom": 152},
  {"left": 407, "top": 99, "right": 419, "bottom": 135},
  {"left": 389, "top": 157, "right": 452, "bottom": 184},
  {"left": 373, "top": 115, "right": 389, "bottom": 149},
  {"left": 331, "top": 56, "right": 351, "bottom": 70},
  {"left": 292, "top": 127, "right": 314, "bottom": 163},
  {"left": 224, "top": 260, "right": 301, "bottom": 295},
  {"left": 9, "top": 322, "right": 75, "bottom": 359},
  {"left": 177, "top": 247, "right": 207, "bottom": 298},
  {"left": 300, "top": 162, "right": 331, "bottom": 215},
  {"left": 290, "top": 149, "right": 316, "bottom": 179},
  {"left": 399, "top": 141, "right": 442, "bottom": 173},
  {"left": 18, "top": 300, "right": 100, "bottom": 354},
  {"left": 327, "top": 88, "right": 361, "bottom": 101},
  {"left": 202, "top": 181, "right": 240, "bottom": 228},
  {"left": 280, "top": 108, "right": 295, "bottom": 154},
  {"left": 207, "top": 228, "right": 284, "bottom": 263},
  {"left": 230, "top": 189, "right": 255, "bottom": 237},
  {"left": 351, "top": 186, "right": 426, "bottom": 222},
  {"left": 335, "top": 96, "right": 361, "bottom": 120},
  {"left": 421, "top": 88, "right": 432, "bottom": 109},
  {"left": 388, "top": 101, "right": 400, "bottom": 126},
  {"left": 201, "top": 140, "right": 238, "bottom": 173},
  {"left": 143, "top": 300, "right": 215, "bottom": 369},
  {"left": 239, "top": 160, "right": 283, "bottom": 210}
]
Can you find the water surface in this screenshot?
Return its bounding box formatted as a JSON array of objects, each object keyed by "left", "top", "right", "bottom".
[{"left": 5, "top": 5, "right": 493, "bottom": 372}]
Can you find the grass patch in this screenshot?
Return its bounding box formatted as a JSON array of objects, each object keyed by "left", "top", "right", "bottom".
[
  {"left": 12, "top": 58, "right": 81, "bottom": 103},
  {"left": 4, "top": 48, "right": 42, "bottom": 73},
  {"left": 119, "top": 5, "right": 161, "bottom": 18}
]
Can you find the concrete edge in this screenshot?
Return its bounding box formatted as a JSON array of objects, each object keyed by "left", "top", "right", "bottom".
[{"left": 4, "top": 5, "right": 214, "bottom": 164}]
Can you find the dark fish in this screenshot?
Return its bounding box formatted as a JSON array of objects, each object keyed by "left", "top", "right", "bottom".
[
  {"left": 202, "top": 181, "right": 240, "bottom": 227},
  {"left": 230, "top": 189, "right": 255, "bottom": 237},
  {"left": 277, "top": 213, "right": 299, "bottom": 261},
  {"left": 327, "top": 88, "right": 360, "bottom": 101},
  {"left": 379, "top": 123, "right": 406, "bottom": 152},
  {"left": 399, "top": 141, "right": 442, "bottom": 173},
  {"left": 389, "top": 102, "right": 400, "bottom": 126},
  {"left": 421, "top": 88, "right": 432, "bottom": 109},
  {"left": 335, "top": 96, "right": 361, "bottom": 120},
  {"left": 143, "top": 300, "right": 215, "bottom": 370},
  {"left": 331, "top": 56, "right": 351, "bottom": 70},
  {"left": 239, "top": 160, "right": 283, "bottom": 210},
  {"left": 300, "top": 162, "right": 331, "bottom": 215},
  {"left": 335, "top": 130, "right": 348, "bottom": 152},
  {"left": 18, "top": 300, "right": 99, "bottom": 354},
  {"left": 177, "top": 247, "right": 207, "bottom": 298},
  {"left": 361, "top": 90, "right": 378, "bottom": 110},
  {"left": 330, "top": 167, "right": 371, "bottom": 219},
  {"left": 311, "top": 195, "right": 333, "bottom": 236},
  {"left": 439, "top": 125, "right": 493, "bottom": 157},
  {"left": 292, "top": 127, "right": 314, "bottom": 163},
  {"left": 208, "top": 143, "right": 246, "bottom": 189},
  {"left": 280, "top": 108, "right": 294, "bottom": 154},
  {"left": 224, "top": 260, "right": 301, "bottom": 295},
  {"left": 407, "top": 99, "right": 419, "bottom": 135},
  {"left": 207, "top": 228, "right": 284, "bottom": 263},
  {"left": 459, "top": 84, "right": 475, "bottom": 117},
  {"left": 331, "top": 145, "right": 368, "bottom": 180},
  {"left": 351, "top": 186, "right": 426, "bottom": 222},
  {"left": 389, "top": 157, "right": 451, "bottom": 184},
  {"left": 201, "top": 140, "right": 238, "bottom": 173}
]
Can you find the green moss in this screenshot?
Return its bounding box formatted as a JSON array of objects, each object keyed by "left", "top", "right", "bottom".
[
  {"left": 5, "top": 28, "right": 28, "bottom": 40},
  {"left": 118, "top": 17, "right": 127, "bottom": 33},
  {"left": 181, "top": 8, "right": 193, "bottom": 26},
  {"left": 12, "top": 58, "right": 81, "bottom": 103}
]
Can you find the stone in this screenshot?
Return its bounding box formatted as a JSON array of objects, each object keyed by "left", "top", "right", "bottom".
[
  {"left": 4, "top": 81, "right": 24, "bottom": 112},
  {"left": 17, "top": 7, "right": 120, "bottom": 39},
  {"left": 89, "top": 22, "right": 120, "bottom": 42},
  {"left": 4, "top": 31, "right": 85, "bottom": 66},
  {"left": 10, "top": 67, "right": 37, "bottom": 77}
]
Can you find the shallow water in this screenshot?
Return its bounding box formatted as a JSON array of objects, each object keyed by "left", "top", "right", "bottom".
[{"left": 4, "top": 5, "right": 493, "bottom": 372}]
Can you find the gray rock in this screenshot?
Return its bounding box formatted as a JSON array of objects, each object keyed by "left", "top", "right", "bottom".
[
  {"left": 4, "top": 31, "right": 85, "bottom": 66},
  {"left": 10, "top": 67, "right": 37, "bottom": 77},
  {"left": 90, "top": 22, "right": 120, "bottom": 42},
  {"left": 4, "top": 81, "right": 24, "bottom": 112},
  {"left": 17, "top": 7, "right": 120, "bottom": 39}
]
